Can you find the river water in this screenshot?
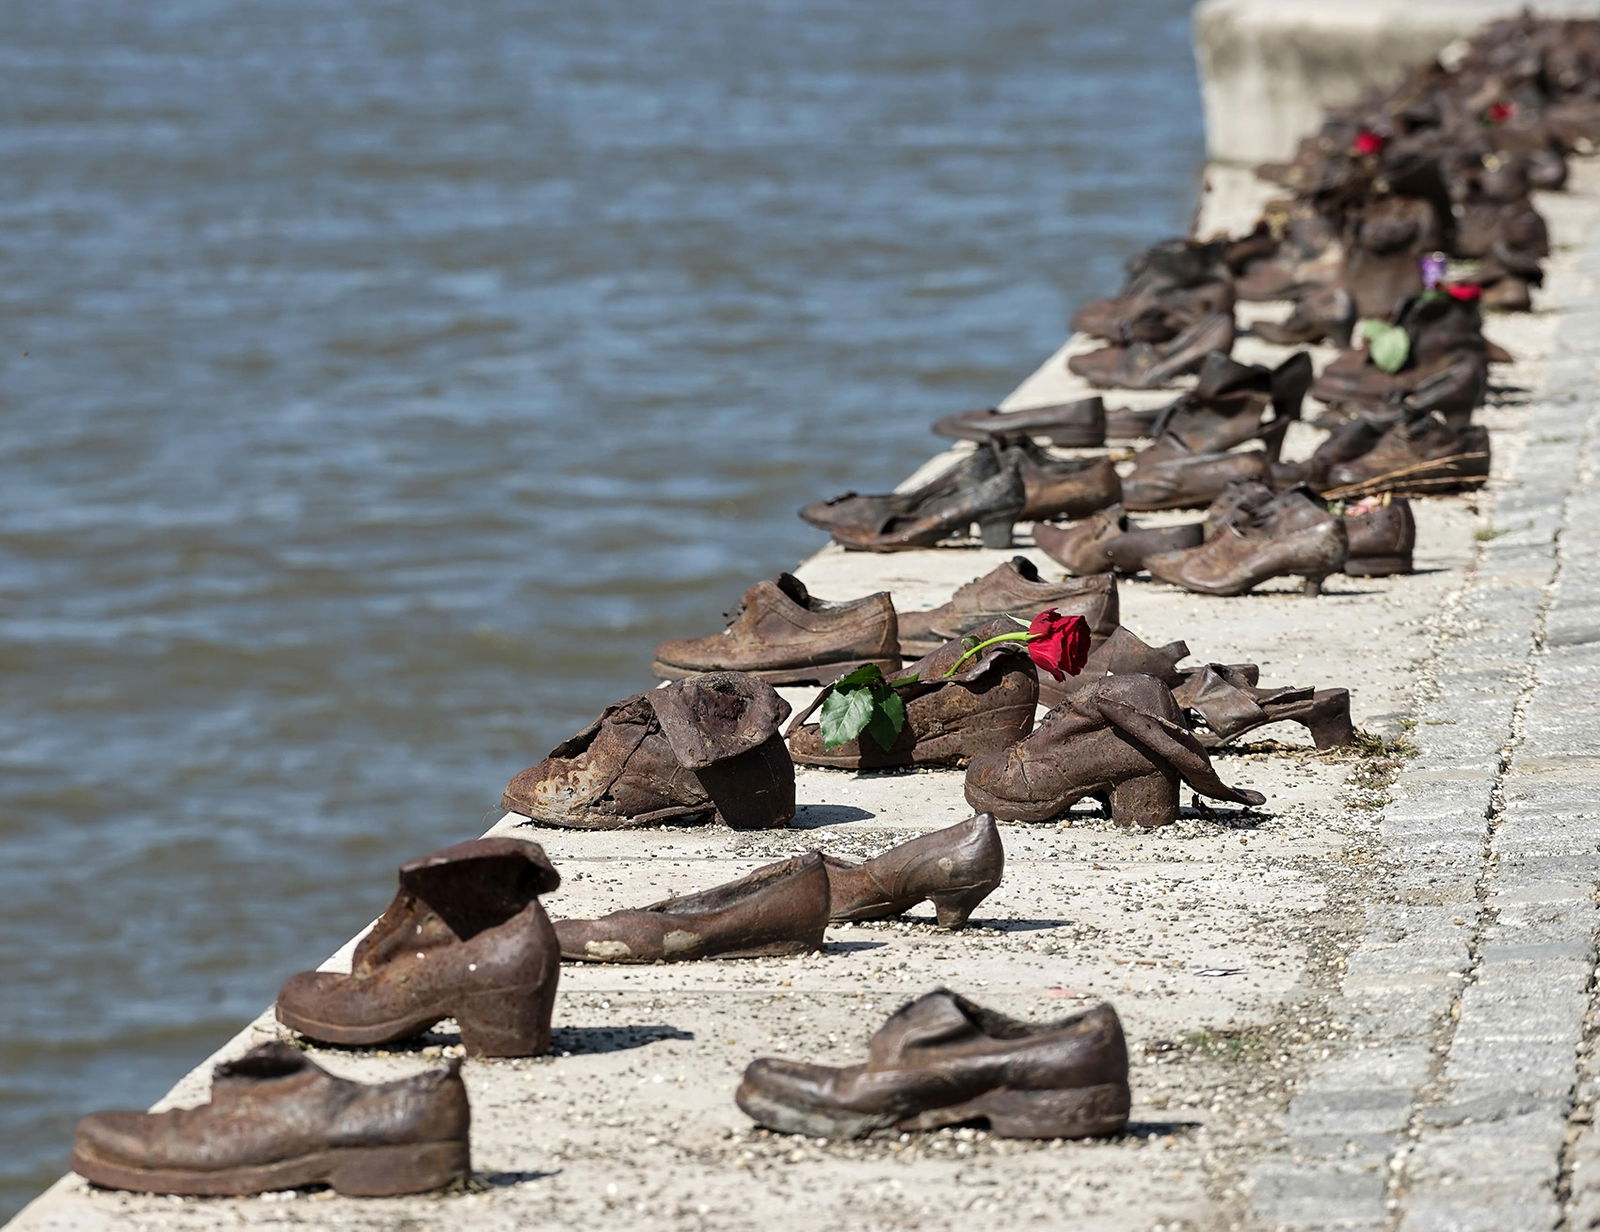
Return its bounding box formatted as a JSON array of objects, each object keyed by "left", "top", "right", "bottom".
[{"left": 0, "top": 0, "right": 1203, "bottom": 1214}]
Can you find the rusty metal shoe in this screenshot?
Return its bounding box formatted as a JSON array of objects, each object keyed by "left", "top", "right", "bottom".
[
  {"left": 1323, "top": 413, "right": 1491, "bottom": 497},
  {"left": 652, "top": 574, "right": 899, "bottom": 685},
  {"left": 897, "top": 557, "right": 1117, "bottom": 657},
  {"left": 736, "top": 990, "right": 1129, "bottom": 1140},
  {"left": 800, "top": 444, "right": 1001, "bottom": 537},
  {"left": 1140, "top": 351, "right": 1313, "bottom": 460},
  {"left": 1011, "top": 446, "right": 1122, "bottom": 521},
  {"left": 931, "top": 397, "right": 1106, "bottom": 447},
  {"left": 786, "top": 618, "right": 1038, "bottom": 770},
  {"left": 964, "top": 673, "right": 1266, "bottom": 827},
  {"left": 503, "top": 672, "right": 794, "bottom": 830},
  {"left": 823, "top": 813, "right": 1004, "bottom": 929},
  {"left": 275, "top": 837, "right": 561, "bottom": 1057},
  {"left": 1174, "top": 665, "right": 1356, "bottom": 749},
  {"left": 71, "top": 1043, "right": 471, "bottom": 1197},
  {"left": 1253, "top": 285, "right": 1356, "bottom": 347},
  {"left": 819, "top": 455, "right": 1027, "bottom": 552},
  {"left": 1121, "top": 437, "right": 1274, "bottom": 513},
  {"left": 1072, "top": 236, "right": 1229, "bottom": 338},
  {"left": 1344, "top": 496, "right": 1416, "bottom": 576},
  {"left": 1144, "top": 487, "right": 1348, "bottom": 597},
  {"left": 555, "top": 852, "right": 828, "bottom": 963},
  {"left": 1033, "top": 506, "right": 1204, "bottom": 577},
  {"left": 1067, "top": 312, "right": 1235, "bottom": 390},
  {"left": 1035, "top": 625, "right": 1192, "bottom": 711}
]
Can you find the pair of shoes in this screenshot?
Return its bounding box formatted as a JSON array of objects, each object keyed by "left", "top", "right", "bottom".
[
  {"left": 1144, "top": 486, "right": 1349, "bottom": 597},
  {"left": 964, "top": 673, "right": 1265, "bottom": 827},
  {"left": 1320, "top": 412, "right": 1491, "bottom": 497},
  {"left": 1067, "top": 312, "right": 1236, "bottom": 390},
  {"left": 557, "top": 813, "right": 1005, "bottom": 963},
  {"left": 503, "top": 672, "right": 796, "bottom": 830},
  {"left": 1033, "top": 506, "right": 1204, "bottom": 576},
  {"left": 738, "top": 988, "right": 1129, "bottom": 1141},
  {"left": 1174, "top": 664, "right": 1356, "bottom": 749}
]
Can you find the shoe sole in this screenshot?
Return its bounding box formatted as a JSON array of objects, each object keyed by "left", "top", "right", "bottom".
[
  {"left": 738, "top": 1081, "right": 1128, "bottom": 1141},
  {"left": 650, "top": 658, "right": 901, "bottom": 686},
  {"left": 71, "top": 1138, "right": 469, "bottom": 1197}
]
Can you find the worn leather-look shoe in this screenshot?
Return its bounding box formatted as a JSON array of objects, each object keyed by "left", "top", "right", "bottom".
[
  {"left": 1345, "top": 497, "right": 1416, "bottom": 576},
  {"left": 1121, "top": 438, "right": 1273, "bottom": 513},
  {"left": 898, "top": 557, "right": 1117, "bottom": 657},
  {"left": 1035, "top": 625, "right": 1191, "bottom": 710},
  {"left": 555, "top": 852, "right": 828, "bottom": 963},
  {"left": 1067, "top": 312, "right": 1235, "bottom": 390},
  {"left": 823, "top": 813, "right": 1004, "bottom": 929},
  {"left": 931, "top": 398, "right": 1106, "bottom": 447},
  {"left": 964, "top": 674, "right": 1265, "bottom": 827},
  {"left": 800, "top": 445, "right": 1000, "bottom": 537},
  {"left": 503, "top": 672, "right": 794, "bottom": 830},
  {"left": 1145, "top": 488, "right": 1348, "bottom": 597},
  {"left": 276, "top": 837, "right": 561, "bottom": 1057},
  {"left": 1033, "top": 507, "right": 1204, "bottom": 577},
  {"left": 737, "top": 990, "right": 1129, "bottom": 1140},
  {"left": 1014, "top": 448, "right": 1122, "bottom": 522},
  {"left": 1324, "top": 415, "right": 1490, "bottom": 496},
  {"left": 1141, "top": 351, "right": 1312, "bottom": 460},
  {"left": 786, "top": 618, "right": 1038, "bottom": 770},
  {"left": 72, "top": 1043, "right": 471, "bottom": 1197},
  {"left": 1174, "top": 665, "right": 1355, "bottom": 749},
  {"left": 652, "top": 574, "right": 899, "bottom": 684}
]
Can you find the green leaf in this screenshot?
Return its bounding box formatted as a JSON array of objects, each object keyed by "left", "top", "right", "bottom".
[
  {"left": 1368, "top": 323, "right": 1410, "bottom": 374},
  {"left": 832, "top": 664, "right": 885, "bottom": 690},
  {"left": 819, "top": 687, "right": 875, "bottom": 750},
  {"left": 1355, "top": 318, "right": 1387, "bottom": 344},
  {"left": 863, "top": 708, "right": 901, "bottom": 751},
  {"left": 877, "top": 688, "right": 906, "bottom": 735}
]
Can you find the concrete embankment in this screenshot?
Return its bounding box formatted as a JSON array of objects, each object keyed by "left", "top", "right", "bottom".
[{"left": 13, "top": 6, "right": 1600, "bottom": 1231}]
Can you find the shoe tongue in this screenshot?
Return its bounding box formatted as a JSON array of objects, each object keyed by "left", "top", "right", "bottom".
[
  {"left": 774, "top": 573, "right": 812, "bottom": 608},
  {"left": 867, "top": 990, "right": 980, "bottom": 1064},
  {"left": 650, "top": 672, "right": 791, "bottom": 769}
]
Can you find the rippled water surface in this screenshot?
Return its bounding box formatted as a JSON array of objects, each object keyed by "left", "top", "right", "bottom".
[{"left": 0, "top": 0, "right": 1203, "bottom": 1214}]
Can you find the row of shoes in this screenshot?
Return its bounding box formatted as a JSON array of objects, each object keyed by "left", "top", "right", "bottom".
[{"left": 72, "top": 822, "right": 1129, "bottom": 1196}]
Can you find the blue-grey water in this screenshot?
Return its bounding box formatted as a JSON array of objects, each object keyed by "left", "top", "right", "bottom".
[{"left": 0, "top": 0, "right": 1203, "bottom": 1216}]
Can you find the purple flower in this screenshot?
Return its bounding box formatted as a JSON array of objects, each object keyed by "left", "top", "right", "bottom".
[{"left": 1421, "top": 252, "right": 1447, "bottom": 290}]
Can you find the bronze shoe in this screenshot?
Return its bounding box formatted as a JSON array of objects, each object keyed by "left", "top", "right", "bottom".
[
  {"left": 275, "top": 837, "right": 561, "bottom": 1057},
  {"left": 1012, "top": 446, "right": 1122, "bottom": 521},
  {"left": 823, "top": 813, "right": 1004, "bottom": 929},
  {"left": 931, "top": 397, "right": 1106, "bottom": 447},
  {"left": 1144, "top": 487, "right": 1348, "bottom": 597},
  {"left": 1071, "top": 236, "right": 1229, "bottom": 339},
  {"left": 1067, "top": 312, "right": 1235, "bottom": 391},
  {"left": 1140, "top": 351, "right": 1312, "bottom": 460},
  {"left": 737, "top": 990, "right": 1129, "bottom": 1140},
  {"left": 555, "top": 852, "right": 828, "bottom": 963},
  {"left": 72, "top": 1043, "right": 471, "bottom": 1197},
  {"left": 786, "top": 617, "right": 1038, "bottom": 770},
  {"left": 1174, "top": 664, "right": 1355, "bottom": 749},
  {"left": 1345, "top": 497, "right": 1416, "bottom": 576},
  {"left": 1033, "top": 507, "right": 1204, "bottom": 577},
  {"left": 1253, "top": 285, "right": 1356, "bottom": 347},
  {"left": 963, "top": 674, "right": 1266, "bottom": 827},
  {"left": 898, "top": 557, "right": 1117, "bottom": 656},
  {"left": 821, "top": 456, "right": 1027, "bottom": 552},
  {"left": 1035, "top": 625, "right": 1191, "bottom": 711},
  {"left": 1121, "top": 438, "right": 1274, "bottom": 513},
  {"left": 503, "top": 672, "right": 794, "bottom": 830},
  {"left": 799, "top": 445, "right": 1000, "bottom": 537},
  {"left": 1323, "top": 414, "right": 1491, "bottom": 497},
  {"left": 652, "top": 574, "right": 899, "bottom": 685}
]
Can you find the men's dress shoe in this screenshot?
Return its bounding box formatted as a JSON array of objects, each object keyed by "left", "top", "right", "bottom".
[
  {"left": 898, "top": 557, "right": 1117, "bottom": 657},
  {"left": 72, "top": 1043, "right": 470, "bottom": 1196},
  {"left": 1174, "top": 664, "right": 1355, "bottom": 749},
  {"left": 1035, "top": 625, "right": 1191, "bottom": 710},
  {"left": 555, "top": 852, "right": 828, "bottom": 962},
  {"left": 820, "top": 457, "right": 1027, "bottom": 552},
  {"left": 503, "top": 672, "right": 794, "bottom": 830},
  {"left": 964, "top": 673, "right": 1266, "bottom": 828},
  {"left": 652, "top": 574, "right": 900, "bottom": 685},
  {"left": 276, "top": 837, "right": 561, "bottom": 1057},
  {"left": 1253, "top": 285, "right": 1356, "bottom": 347},
  {"left": 786, "top": 618, "right": 1038, "bottom": 770},
  {"left": 1140, "top": 351, "right": 1312, "bottom": 461},
  {"left": 1144, "top": 487, "right": 1348, "bottom": 597},
  {"left": 931, "top": 397, "right": 1106, "bottom": 447},
  {"left": 1013, "top": 447, "right": 1123, "bottom": 522},
  {"left": 1121, "top": 438, "right": 1274, "bottom": 513},
  {"left": 1067, "top": 312, "right": 1236, "bottom": 390},
  {"left": 1033, "top": 507, "right": 1205, "bottom": 577},
  {"left": 1323, "top": 415, "right": 1491, "bottom": 496},
  {"left": 823, "top": 813, "right": 1003, "bottom": 929},
  {"left": 1344, "top": 497, "right": 1416, "bottom": 576},
  {"left": 736, "top": 989, "right": 1129, "bottom": 1140},
  {"left": 800, "top": 445, "right": 1001, "bottom": 537}
]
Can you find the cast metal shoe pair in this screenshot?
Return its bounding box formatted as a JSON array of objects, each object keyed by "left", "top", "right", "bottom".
[
  {"left": 1143, "top": 486, "right": 1349, "bottom": 597},
  {"left": 1067, "top": 311, "right": 1236, "bottom": 391},
  {"left": 1174, "top": 664, "right": 1356, "bottom": 750},
  {"left": 556, "top": 814, "right": 1005, "bottom": 962},
  {"left": 72, "top": 1043, "right": 471, "bottom": 1197},
  {"left": 276, "top": 837, "right": 562, "bottom": 1057},
  {"left": 897, "top": 556, "right": 1118, "bottom": 656},
  {"left": 737, "top": 989, "right": 1129, "bottom": 1141},
  {"left": 1033, "top": 505, "right": 1204, "bottom": 577},
  {"left": 503, "top": 672, "right": 796, "bottom": 830}
]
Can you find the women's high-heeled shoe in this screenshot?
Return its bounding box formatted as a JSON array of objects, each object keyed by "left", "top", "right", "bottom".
[
  {"left": 1143, "top": 488, "right": 1348, "bottom": 597},
  {"left": 1174, "top": 664, "right": 1355, "bottom": 749},
  {"left": 822, "top": 813, "right": 1004, "bottom": 929},
  {"left": 964, "top": 674, "right": 1265, "bottom": 828},
  {"left": 1033, "top": 506, "right": 1204, "bottom": 577},
  {"left": 276, "top": 837, "right": 562, "bottom": 1057}
]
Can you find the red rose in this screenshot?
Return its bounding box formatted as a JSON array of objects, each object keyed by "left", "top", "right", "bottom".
[
  {"left": 1026, "top": 610, "right": 1090, "bottom": 681},
  {"left": 1444, "top": 282, "right": 1482, "bottom": 301},
  {"left": 1352, "top": 130, "right": 1385, "bottom": 156},
  {"left": 1485, "top": 101, "right": 1516, "bottom": 124}
]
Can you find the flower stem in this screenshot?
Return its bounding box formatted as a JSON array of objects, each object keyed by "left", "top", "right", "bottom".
[{"left": 941, "top": 630, "right": 1033, "bottom": 678}]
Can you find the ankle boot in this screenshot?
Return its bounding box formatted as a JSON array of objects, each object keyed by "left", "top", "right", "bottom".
[
  {"left": 1010, "top": 445, "right": 1122, "bottom": 521},
  {"left": 1035, "top": 626, "right": 1191, "bottom": 710},
  {"left": 823, "top": 813, "right": 1004, "bottom": 929},
  {"left": 786, "top": 618, "right": 1038, "bottom": 770},
  {"left": 963, "top": 674, "right": 1265, "bottom": 827},
  {"left": 1142, "top": 351, "right": 1312, "bottom": 459},
  {"left": 1344, "top": 496, "right": 1416, "bottom": 576},
  {"left": 276, "top": 837, "right": 562, "bottom": 1057}
]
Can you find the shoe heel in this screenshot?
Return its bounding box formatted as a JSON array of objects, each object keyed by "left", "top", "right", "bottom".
[
  {"left": 454, "top": 982, "right": 556, "bottom": 1058},
  {"left": 1301, "top": 573, "right": 1329, "bottom": 598},
  {"left": 1108, "top": 769, "right": 1178, "bottom": 829},
  {"left": 979, "top": 516, "right": 1014, "bottom": 549},
  {"left": 1305, "top": 699, "right": 1356, "bottom": 750},
  {"left": 1343, "top": 553, "right": 1409, "bottom": 577},
  {"left": 928, "top": 881, "right": 998, "bottom": 930},
  {"left": 976, "top": 1083, "right": 1130, "bottom": 1139},
  {"left": 328, "top": 1139, "right": 471, "bottom": 1196}
]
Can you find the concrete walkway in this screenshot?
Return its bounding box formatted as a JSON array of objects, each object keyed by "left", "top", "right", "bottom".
[{"left": 12, "top": 107, "right": 1600, "bottom": 1232}]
